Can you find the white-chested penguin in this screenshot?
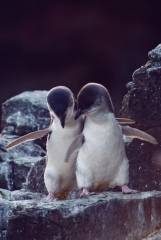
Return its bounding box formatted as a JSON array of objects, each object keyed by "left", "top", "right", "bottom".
[
  {"left": 74, "top": 83, "right": 143, "bottom": 196},
  {"left": 44, "top": 86, "right": 83, "bottom": 200}
]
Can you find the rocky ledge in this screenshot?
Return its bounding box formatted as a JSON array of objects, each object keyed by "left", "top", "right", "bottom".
[
  {"left": 1, "top": 190, "right": 161, "bottom": 240},
  {"left": 1, "top": 45, "right": 161, "bottom": 239}
]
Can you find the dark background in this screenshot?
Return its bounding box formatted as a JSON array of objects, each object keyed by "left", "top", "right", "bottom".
[{"left": 0, "top": 2, "right": 161, "bottom": 111}]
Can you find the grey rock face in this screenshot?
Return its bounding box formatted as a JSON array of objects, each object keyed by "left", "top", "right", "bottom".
[
  {"left": 0, "top": 134, "right": 45, "bottom": 190},
  {"left": 2, "top": 91, "right": 50, "bottom": 136},
  {"left": 143, "top": 228, "right": 161, "bottom": 240},
  {"left": 127, "top": 141, "right": 161, "bottom": 191},
  {"left": 1, "top": 191, "right": 161, "bottom": 240},
  {"left": 149, "top": 44, "right": 161, "bottom": 61},
  {"left": 25, "top": 157, "right": 47, "bottom": 194},
  {"left": 0, "top": 188, "right": 45, "bottom": 201},
  {"left": 121, "top": 44, "right": 161, "bottom": 130},
  {"left": 0, "top": 90, "right": 48, "bottom": 193},
  {"left": 120, "top": 44, "right": 161, "bottom": 192}
]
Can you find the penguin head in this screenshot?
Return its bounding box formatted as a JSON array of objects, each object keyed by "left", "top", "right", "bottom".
[
  {"left": 75, "top": 83, "right": 114, "bottom": 119},
  {"left": 47, "top": 86, "right": 75, "bottom": 128}
]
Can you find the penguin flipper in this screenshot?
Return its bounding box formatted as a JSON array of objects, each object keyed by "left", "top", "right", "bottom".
[
  {"left": 122, "top": 126, "right": 158, "bottom": 145},
  {"left": 116, "top": 118, "right": 135, "bottom": 125},
  {"left": 65, "top": 134, "right": 84, "bottom": 162},
  {"left": 6, "top": 128, "right": 49, "bottom": 149}
]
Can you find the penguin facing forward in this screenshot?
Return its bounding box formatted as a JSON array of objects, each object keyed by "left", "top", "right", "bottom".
[
  {"left": 74, "top": 83, "right": 141, "bottom": 196},
  {"left": 44, "top": 86, "right": 83, "bottom": 200}
]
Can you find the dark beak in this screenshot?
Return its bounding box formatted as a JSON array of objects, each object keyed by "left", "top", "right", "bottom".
[
  {"left": 75, "top": 109, "right": 82, "bottom": 120},
  {"left": 60, "top": 114, "right": 66, "bottom": 128}
]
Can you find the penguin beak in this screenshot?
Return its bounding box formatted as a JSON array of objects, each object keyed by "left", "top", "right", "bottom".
[
  {"left": 75, "top": 109, "right": 82, "bottom": 120},
  {"left": 59, "top": 114, "right": 66, "bottom": 128}
]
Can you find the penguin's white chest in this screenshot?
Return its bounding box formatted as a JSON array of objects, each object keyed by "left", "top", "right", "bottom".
[
  {"left": 44, "top": 120, "right": 81, "bottom": 193},
  {"left": 47, "top": 126, "right": 73, "bottom": 167},
  {"left": 76, "top": 114, "right": 128, "bottom": 189}
]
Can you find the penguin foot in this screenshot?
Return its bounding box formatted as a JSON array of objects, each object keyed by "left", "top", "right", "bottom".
[
  {"left": 121, "top": 185, "right": 138, "bottom": 194},
  {"left": 46, "top": 192, "right": 57, "bottom": 201},
  {"left": 80, "top": 188, "right": 90, "bottom": 198}
]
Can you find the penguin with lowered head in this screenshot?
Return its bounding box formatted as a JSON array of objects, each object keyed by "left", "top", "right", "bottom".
[
  {"left": 74, "top": 83, "right": 157, "bottom": 196},
  {"left": 44, "top": 86, "right": 83, "bottom": 200}
]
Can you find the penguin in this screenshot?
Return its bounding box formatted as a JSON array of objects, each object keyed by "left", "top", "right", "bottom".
[
  {"left": 74, "top": 83, "right": 158, "bottom": 196},
  {"left": 43, "top": 86, "right": 84, "bottom": 200},
  {"left": 5, "top": 86, "right": 83, "bottom": 200}
]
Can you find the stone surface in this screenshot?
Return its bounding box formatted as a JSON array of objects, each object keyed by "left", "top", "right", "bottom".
[
  {"left": 0, "top": 134, "right": 45, "bottom": 190},
  {"left": 143, "top": 229, "right": 161, "bottom": 240},
  {"left": 127, "top": 140, "right": 161, "bottom": 192},
  {"left": 1, "top": 91, "right": 50, "bottom": 136},
  {"left": 149, "top": 44, "right": 161, "bottom": 61},
  {"left": 0, "top": 188, "right": 45, "bottom": 201},
  {"left": 121, "top": 44, "right": 161, "bottom": 130},
  {"left": 25, "top": 157, "right": 47, "bottom": 194},
  {"left": 120, "top": 44, "right": 161, "bottom": 192},
  {"left": 0, "top": 191, "right": 161, "bottom": 240}
]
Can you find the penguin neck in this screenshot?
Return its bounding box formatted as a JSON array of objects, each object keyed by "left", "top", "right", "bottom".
[{"left": 65, "top": 116, "right": 79, "bottom": 127}]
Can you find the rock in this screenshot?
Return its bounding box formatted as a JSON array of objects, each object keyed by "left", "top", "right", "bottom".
[
  {"left": 0, "top": 161, "right": 13, "bottom": 190},
  {"left": 120, "top": 44, "right": 161, "bottom": 130},
  {"left": 0, "top": 199, "right": 13, "bottom": 240},
  {"left": 25, "top": 157, "right": 47, "bottom": 194},
  {"left": 148, "top": 44, "right": 161, "bottom": 61},
  {"left": 143, "top": 228, "right": 161, "bottom": 239},
  {"left": 127, "top": 140, "right": 161, "bottom": 191},
  {"left": 0, "top": 191, "right": 161, "bottom": 240},
  {"left": 0, "top": 90, "right": 48, "bottom": 193},
  {"left": 1, "top": 91, "right": 50, "bottom": 136},
  {"left": 0, "top": 188, "right": 12, "bottom": 200},
  {"left": 0, "top": 188, "right": 45, "bottom": 201},
  {"left": 10, "top": 189, "right": 45, "bottom": 201},
  {"left": 0, "top": 135, "right": 45, "bottom": 190},
  {"left": 120, "top": 44, "right": 161, "bottom": 192}
]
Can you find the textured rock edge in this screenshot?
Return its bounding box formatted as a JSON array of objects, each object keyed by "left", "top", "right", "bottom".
[{"left": 1, "top": 191, "right": 161, "bottom": 240}]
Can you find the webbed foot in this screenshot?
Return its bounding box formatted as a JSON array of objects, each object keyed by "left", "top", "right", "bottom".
[
  {"left": 46, "top": 192, "right": 57, "bottom": 200},
  {"left": 121, "top": 185, "right": 138, "bottom": 194},
  {"left": 80, "top": 188, "right": 96, "bottom": 198}
]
